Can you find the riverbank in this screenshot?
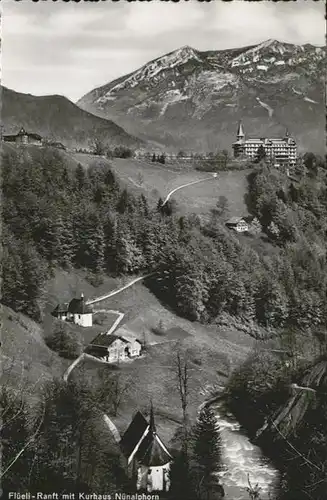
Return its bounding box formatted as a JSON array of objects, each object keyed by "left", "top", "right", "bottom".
[
  {"left": 200, "top": 390, "right": 279, "bottom": 500},
  {"left": 214, "top": 402, "right": 279, "bottom": 500}
]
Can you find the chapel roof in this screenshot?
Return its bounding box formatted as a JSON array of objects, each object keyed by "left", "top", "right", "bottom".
[
  {"left": 68, "top": 296, "right": 92, "bottom": 314},
  {"left": 120, "top": 406, "right": 172, "bottom": 467}
]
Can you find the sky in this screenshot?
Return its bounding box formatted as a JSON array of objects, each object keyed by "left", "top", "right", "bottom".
[{"left": 1, "top": 0, "right": 325, "bottom": 102}]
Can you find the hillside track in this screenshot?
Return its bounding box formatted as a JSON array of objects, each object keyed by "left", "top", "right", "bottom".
[{"left": 162, "top": 173, "right": 217, "bottom": 205}]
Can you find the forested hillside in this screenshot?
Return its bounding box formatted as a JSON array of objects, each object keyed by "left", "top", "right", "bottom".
[
  {"left": 3, "top": 147, "right": 327, "bottom": 330},
  {"left": 2, "top": 145, "right": 327, "bottom": 497},
  {"left": 226, "top": 156, "right": 327, "bottom": 500},
  {"left": 1, "top": 86, "right": 142, "bottom": 150}
]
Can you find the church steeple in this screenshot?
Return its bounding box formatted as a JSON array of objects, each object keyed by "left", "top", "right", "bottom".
[
  {"left": 236, "top": 120, "right": 245, "bottom": 141},
  {"left": 149, "top": 400, "right": 156, "bottom": 434}
]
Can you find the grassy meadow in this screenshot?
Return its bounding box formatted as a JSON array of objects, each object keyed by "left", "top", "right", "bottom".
[{"left": 72, "top": 153, "right": 250, "bottom": 216}]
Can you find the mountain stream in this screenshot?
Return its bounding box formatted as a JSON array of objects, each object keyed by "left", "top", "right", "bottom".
[{"left": 213, "top": 403, "right": 279, "bottom": 500}]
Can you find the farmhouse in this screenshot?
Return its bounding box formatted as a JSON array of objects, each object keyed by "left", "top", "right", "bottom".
[
  {"left": 225, "top": 216, "right": 249, "bottom": 232},
  {"left": 87, "top": 333, "right": 142, "bottom": 363},
  {"left": 120, "top": 404, "right": 172, "bottom": 492},
  {"left": 46, "top": 140, "right": 66, "bottom": 150},
  {"left": 52, "top": 293, "right": 93, "bottom": 327},
  {"left": 3, "top": 127, "right": 43, "bottom": 146},
  {"left": 52, "top": 302, "right": 69, "bottom": 322}
]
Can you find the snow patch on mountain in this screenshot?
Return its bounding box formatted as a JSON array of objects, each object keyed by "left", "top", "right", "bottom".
[
  {"left": 159, "top": 89, "right": 188, "bottom": 116},
  {"left": 256, "top": 97, "right": 274, "bottom": 117},
  {"left": 189, "top": 71, "right": 238, "bottom": 118},
  {"left": 257, "top": 65, "right": 268, "bottom": 71},
  {"left": 195, "top": 71, "right": 237, "bottom": 91},
  {"left": 232, "top": 39, "right": 284, "bottom": 64}
]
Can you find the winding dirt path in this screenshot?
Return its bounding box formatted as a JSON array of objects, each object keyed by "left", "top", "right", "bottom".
[
  {"left": 162, "top": 173, "right": 218, "bottom": 206},
  {"left": 86, "top": 274, "right": 153, "bottom": 305}
]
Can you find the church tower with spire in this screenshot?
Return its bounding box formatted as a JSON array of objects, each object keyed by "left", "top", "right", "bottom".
[
  {"left": 236, "top": 120, "right": 245, "bottom": 142},
  {"left": 120, "top": 403, "right": 172, "bottom": 492},
  {"left": 232, "top": 120, "right": 246, "bottom": 158}
]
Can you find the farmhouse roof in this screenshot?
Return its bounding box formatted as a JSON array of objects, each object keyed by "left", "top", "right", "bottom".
[
  {"left": 16, "top": 127, "right": 43, "bottom": 140},
  {"left": 226, "top": 216, "right": 246, "bottom": 225},
  {"left": 48, "top": 141, "right": 66, "bottom": 149},
  {"left": 90, "top": 334, "right": 129, "bottom": 348},
  {"left": 113, "top": 326, "right": 142, "bottom": 344},
  {"left": 53, "top": 302, "right": 69, "bottom": 314},
  {"left": 3, "top": 134, "right": 17, "bottom": 141}
]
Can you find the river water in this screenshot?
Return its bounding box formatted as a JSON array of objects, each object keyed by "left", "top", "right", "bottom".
[{"left": 213, "top": 404, "right": 279, "bottom": 500}]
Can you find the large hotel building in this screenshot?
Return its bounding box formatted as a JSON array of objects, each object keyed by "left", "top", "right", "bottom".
[{"left": 232, "top": 121, "right": 297, "bottom": 167}]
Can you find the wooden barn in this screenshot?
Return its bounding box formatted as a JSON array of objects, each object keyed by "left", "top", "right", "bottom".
[{"left": 87, "top": 333, "right": 142, "bottom": 363}]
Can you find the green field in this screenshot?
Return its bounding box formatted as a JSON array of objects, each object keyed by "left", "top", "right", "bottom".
[
  {"left": 4, "top": 145, "right": 250, "bottom": 217},
  {"left": 110, "top": 158, "right": 251, "bottom": 216},
  {"left": 72, "top": 154, "right": 251, "bottom": 216}
]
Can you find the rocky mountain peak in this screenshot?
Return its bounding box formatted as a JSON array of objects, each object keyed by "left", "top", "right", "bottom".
[{"left": 78, "top": 40, "right": 325, "bottom": 154}]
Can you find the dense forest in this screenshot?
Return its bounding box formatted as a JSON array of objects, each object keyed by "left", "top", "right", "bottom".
[
  {"left": 3, "top": 147, "right": 327, "bottom": 333},
  {"left": 2, "top": 146, "right": 327, "bottom": 498}
]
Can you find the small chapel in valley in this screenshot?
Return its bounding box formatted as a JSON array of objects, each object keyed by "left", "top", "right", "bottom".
[
  {"left": 52, "top": 292, "right": 93, "bottom": 327},
  {"left": 120, "top": 404, "right": 172, "bottom": 493}
]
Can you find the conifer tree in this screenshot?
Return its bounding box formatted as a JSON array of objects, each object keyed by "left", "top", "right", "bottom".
[
  {"left": 116, "top": 189, "right": 129, "bottom": 214},
  {"left": 192, "top": 406, "right": 223, "bottom": 500},
  {"left": 75, "top": 163, "right": 86, "bottom": 191},
  {"left": 45, "top": 322, "right": 82, "bottom": 359},
  {"left": 169, "top": 450, "right": 197, "bottom": 500},
  {"left": 255, "top": 145, "right": 266, "bottom": 163},
  {"left": 157, "top": 197, "right": 164, "bottom": 212}
]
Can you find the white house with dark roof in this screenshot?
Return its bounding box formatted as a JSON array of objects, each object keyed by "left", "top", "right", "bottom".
[
  {"left": 120, "top": 404, "right": 172, "bottom": 492},
  {"left": 225, "top": 216, "right": 249, "bottom": 232},
  {"left": 52, "top": 293, "right": 93, "bottom": 327}
]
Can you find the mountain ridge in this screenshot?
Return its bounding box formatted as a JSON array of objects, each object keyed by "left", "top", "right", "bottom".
[
  {"left": 78, "top": 39, "right": 325, "bottom": 153},
  {"left": 1, "top": 86, "right": 143, "bottom": 150}
]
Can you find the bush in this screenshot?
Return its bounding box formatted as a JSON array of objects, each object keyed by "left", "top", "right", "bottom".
[
  {"left": 151, "top": 319, "right": 166, "bottom": 336},
  {"left": 93, "top": 312, "right": 107, "bottom": 326},
  {"left": 45, "top": 322, "right": 83, "bottom": 359},
  {"left": 86, "top": 272, "right": 104, "bottom": 287},
  {"left": 226, "top": 350, "right": 294, "bottom": 435}
]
